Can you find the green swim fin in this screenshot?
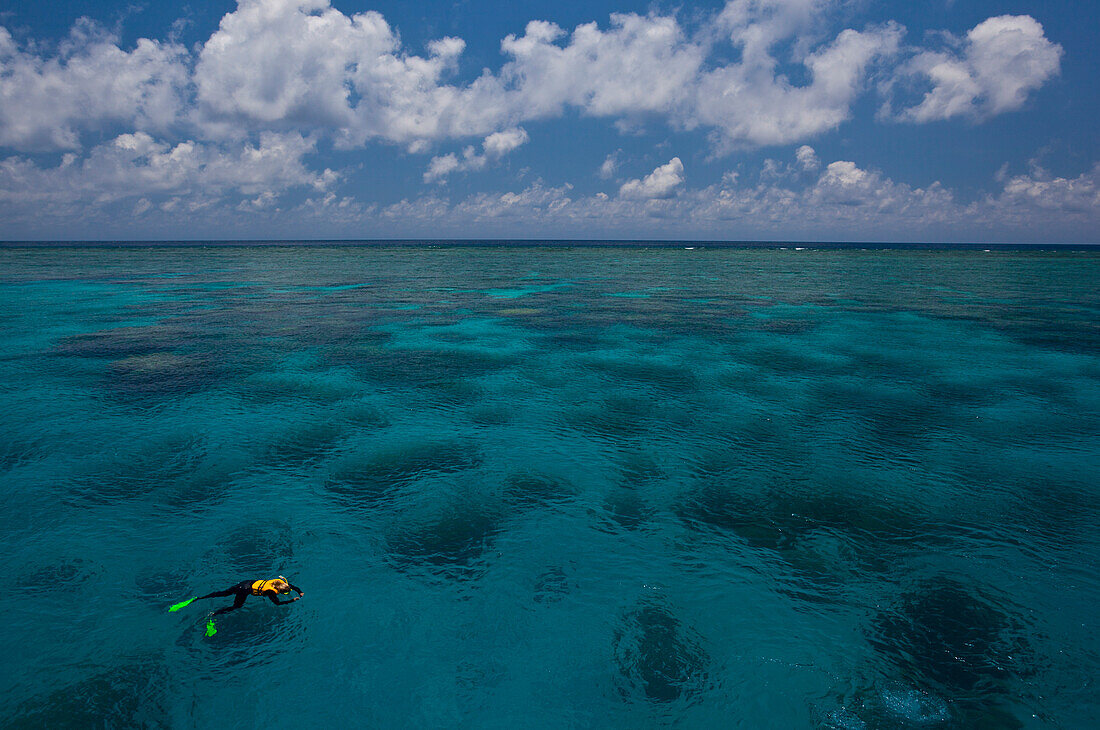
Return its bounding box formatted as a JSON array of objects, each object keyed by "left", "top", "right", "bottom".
[
  {"left": 205, "top": 618, "right": 217, "bottom": 637},
  {"left": 168, "top": 597, "right": 197, "bottom": 612}
]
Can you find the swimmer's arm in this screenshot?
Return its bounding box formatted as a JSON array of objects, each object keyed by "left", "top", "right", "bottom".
[
  {"left": 266, "top": 591, "right": 300, "bottom": 605},
  {"left": 287, "top": 583, "right": 304, "bottom": 596}
]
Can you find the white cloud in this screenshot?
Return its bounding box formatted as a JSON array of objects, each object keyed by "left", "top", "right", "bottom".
[
  {"left": 132, "top": 198, "right": 153, "bottom": 216},
  {"left": 0, "top": 22, "right": 189, "bottom": 151},
  {"left": 598, "top": 151, "right": 622, "bottom": 179},
  {"left": 619, "top": 157, "right": 684, "bottom": 199},
  {"left": 177, "top": 0, "right": 910, "bottom": 151},
  {"left": 890, "top": 15, "right": 1062, "bottom": 122},
  {"left": 194, "top": 0, "right": 370, "bottom": 128},
  {"left": 365, "top": 148, "right": 1099, "bottom": 242},
  {"left": 6, "top": 142, "right": 1098, "bottom": 242},
  {"left": 796, "top": 145, "right": 820, "bottom": 171},
  {"left": 0, "top": 1, "right": 1083, "bottom": 240},
  {"left": 377, "top": 159, "right": 955, "bottom": 238},
  {"left": 239, "top": 190, "right": 279, "bottom": 211},
  {"left": 498, "top": 13, "right": 703, "bottom": 120},
  {"left": 455, "top": 181, "right": 575, "bottom": 220},
  {"left": 713, "top": 0, "right": 826, "bottom": 53},
  {"left": 424, "top": 127, "right": 528, "bottom": 182},
  {"left": 0, "top": 131, "right": 330, "bottom": 207},
  {"left": 693, "top": 22, "right": 903, "bottom": 148},
  {"left": 494, "top": 2, "right": 907, "bottom": 149},
  {"left": 1, "top": 1, "right": 1067, "bottom": 161},
  {"left": 424, "top": 151, "right": 468, "bottom": 183},
  {"left": 993, "top": 163, "right": 1100, "bottom": 213},
  {"left": 482, "top": 127, "right": 529, "bottom": 157},
  {"left": 194, "top": 0, "right": 508, "bottom": 147},
  {"left": 814, "top": 160, "right": 874, "bottom": 203}
]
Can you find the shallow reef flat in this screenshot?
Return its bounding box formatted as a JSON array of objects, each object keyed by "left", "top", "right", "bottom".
[{"left": 1, "top": 246, "right": 1098, "bottom": 727}]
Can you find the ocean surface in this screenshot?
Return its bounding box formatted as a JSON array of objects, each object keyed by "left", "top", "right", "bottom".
[{"left": 1, "top": 244, "right": 1097, "bottom": 728}]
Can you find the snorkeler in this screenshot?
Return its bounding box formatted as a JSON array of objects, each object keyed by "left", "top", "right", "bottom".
[{"left": 195, "top": 576, "right": 305, "bottom": 615}]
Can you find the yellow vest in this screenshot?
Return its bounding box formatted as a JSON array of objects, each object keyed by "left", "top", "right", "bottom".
[{"left": 250, "top": 579, "right": 284, "bottom": 596}]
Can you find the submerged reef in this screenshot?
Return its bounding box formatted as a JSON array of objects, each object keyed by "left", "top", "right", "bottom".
[
  {"left": 104, "top": 352, "right": 221, "bottom": 398},
  {"left": 324, "top": 439, "right": 480, "bottom": 510},
  {"left": 214, "top": 523, "right": 297, "bottom": 575},
  {"left": 66, "top": 433, "right": 209, "bottom": 505},
  {"left": 53, "top": 324, "right": 224, "bottom": 399},
  {"left": 264, "top": 419, "right": 348, "bottom": 468},
  {"left": 15, "top": 557, "right": 98, "bottom": 592},
  {"left": 10, "top": 657, "right": 169, "bottom": 729},
  {"left": 502, "top": 471, "right": 576, "bottom": 510},
  {"left": 53, "top": 325, "right": 191, "bottom": 360},
  {"left": 386, "top": 503, "right": 504, "bottom": 578},
  {"left": 867, "top": 576, "right": 1034, "bottom": 727},
  {"left": 612, "top": 598, "right": 710, "bottom": 704},
  {"left": 678, "top": 478, "right": 935, "bottom": 592}
]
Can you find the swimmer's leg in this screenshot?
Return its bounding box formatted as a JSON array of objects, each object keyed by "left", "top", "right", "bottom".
[{"left": 212, "top": 592, "right": 248, "bottom": 616}]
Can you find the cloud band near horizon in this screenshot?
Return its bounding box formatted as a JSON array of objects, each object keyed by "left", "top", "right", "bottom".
[{"left": 0, "top": 0, "right": 1095, "bottom": 242}]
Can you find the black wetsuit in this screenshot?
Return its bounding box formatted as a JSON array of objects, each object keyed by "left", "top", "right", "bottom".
[{"left": 199, "top": 580, "right": 303, "bottom": 615}]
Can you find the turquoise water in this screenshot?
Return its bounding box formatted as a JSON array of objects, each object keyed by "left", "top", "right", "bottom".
[{"left": 2, "top": 245, "right": 1098, "bottom": 728}]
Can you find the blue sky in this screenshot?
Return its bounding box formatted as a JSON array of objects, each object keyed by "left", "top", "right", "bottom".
[{"left": 0, "top": 0, "right": 1096, "bottom": 241}]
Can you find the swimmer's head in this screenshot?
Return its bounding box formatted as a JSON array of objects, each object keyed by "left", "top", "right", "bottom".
[{"left": 272, "top": 578, "right": 291, "bottom": 593}]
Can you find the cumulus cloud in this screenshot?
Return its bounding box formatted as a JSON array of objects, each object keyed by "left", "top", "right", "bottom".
[
  {"left": 994, "top": 163, "right": 1100, "bottom": 213},
  {"left": 6, "top": 139, "right": 1098, "bottom": 241},
  {"left": 796, "top": 145, "right": 820, "bottom": 171},
  {"left": 889, "top": 15, "right": 1062, "bottom": 122},
  {"left": 493, "top": 1, "right": 907, "bottom": 149},
  {"left": 381, "top": 158, "right": 954, "bottom": 238},
  {"left": 497, "top": 13, "right": 703, "bottom": 120},
  {"left": 0, "top": 22, "right": 188, "bottom": 151},
  {"left": 193, "top": 0, "right": 503, "bottom": 147},
  {"left": 814, "top": 160, "right": 876, "bottom": 204},
  {"left": 199, "top": 0, "right": 603, "bottom": 157},
  {"left": 0, "top": 0, "right": 1081, "bottom": 239},
  {"left": 193, "top": 0, "right": 880, "bottom": 154},
  {"left": 694, "top": 23, "right": 903, "bottom": 148},
  {"left": 1, "top": 1, "right": 1068, "bottom": 159},
  {"left": 482, "top": 127, "right": 529, "bottom": 157},
  {"left": 619, "top": 157, "right": 684, "bottom": 199},
  {"left": 0, "top": 131, "right": 332, "bottom": 207},
  {"left": 685, "top": 0, "right": 905, "bottom": 148},
  {"left": 424, "top": 127, "right": 528, "bottom": 182},
  {"left": 370, "top": 146, "right": 1098, "bottom": 242},
  {"left": 423, "top": 153, "right": 464, "bottom": 184},
  {"left": 194, "top": 0, "right": 371, "bottom": 128}
]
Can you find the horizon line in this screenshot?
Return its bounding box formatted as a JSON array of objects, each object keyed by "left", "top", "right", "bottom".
[{"left": 1, "top": 239, "right": 1098, "bottom": 250}]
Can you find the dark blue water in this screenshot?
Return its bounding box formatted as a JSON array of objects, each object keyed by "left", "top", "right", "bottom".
[{"left": 2, "top": 246, "right": 1098, "bottom": 728}]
